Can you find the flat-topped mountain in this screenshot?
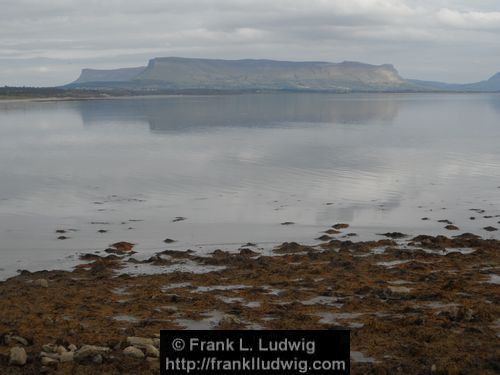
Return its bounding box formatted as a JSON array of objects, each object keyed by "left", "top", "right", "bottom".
[
  {"left": 66, "top": 57, "right": 500, "bottom": 92},
  {"left": 67, "top": 57, "right": 414, "bottom": 92}
]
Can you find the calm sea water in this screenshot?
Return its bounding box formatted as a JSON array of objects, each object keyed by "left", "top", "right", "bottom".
[{"left": 1, "top": 93, "right": 500, "bottom": 279}]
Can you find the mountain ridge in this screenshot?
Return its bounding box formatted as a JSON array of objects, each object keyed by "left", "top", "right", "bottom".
[{"left": 66, "top": 57, "right": 500, "bottom": 93}]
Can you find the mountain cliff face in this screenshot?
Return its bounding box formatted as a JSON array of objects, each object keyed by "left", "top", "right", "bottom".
[
  {"left": 67, "top": 57, "right": 414, "bottom": 92},
  {"left": 132, "top": 57, "right": 411, "bottom": 91}
]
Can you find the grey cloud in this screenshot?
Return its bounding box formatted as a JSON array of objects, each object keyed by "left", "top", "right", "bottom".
[{"left": 0, "top": 0, "right": 499, "bottom": 86}]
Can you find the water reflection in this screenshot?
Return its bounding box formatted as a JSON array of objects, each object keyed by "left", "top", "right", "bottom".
[
  {"left": 78, "top": 93, "right": 400, "bottom": 132},
  {"left": 1, "top": 93, "right": 500, "bottom": 279}
]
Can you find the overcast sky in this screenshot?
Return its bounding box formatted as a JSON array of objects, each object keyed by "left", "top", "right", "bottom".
[{"left": 1, "top": 0, "right": 499, "bottom": 86}]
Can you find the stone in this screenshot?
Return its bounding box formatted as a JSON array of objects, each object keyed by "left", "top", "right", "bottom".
[
  {"left": 41, "top": 351, "right": 60, "bottom": 360},
  {"left": 93, "top": 354, "right": 103, "bottom": 364},
  {"left": 9, "top": 347, "right": 27, "bottom": 366},
  {"left": 74, "top": 345, "right": 110, "bottom": 362},
  {"left": 60, "top": 351, "right": 74, "bottom": 363},
  {"left": 42, "top": 344, "right": 57, "bottom": 353},
  {"left": 34, "top": 279, "right": 49, "bottom": 288},
  {"left": 123, "top": 346, "right": 145, "bottom": 359},
  {"left": 388, "top": 286, "right": 412, "bottom": 294},
  {"left": 9, "top": 335, "right": 29, "bottom": 346},
  {"left": 153, "top": 338, "right": 160, "bottom": 348},
  {"left": 68, "top": 344, "right": 77, "bottom": 352},
  {"left": 218, "top": 314, "right": 242, "bottom": 326},
  {"left": 145, "top": 344, "right": 159, "bottom": 358},
  {"left": 41, "top": 356, "right": 58, "bottom": 367},
  {"left": 126, "top": 336, "right": 154, "bottom": 348},
  {"left": 332, "top": 223, "right": 349, "bottom": 229}
]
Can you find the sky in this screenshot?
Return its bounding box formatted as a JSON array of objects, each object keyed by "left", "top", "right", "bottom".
[{"left": 1, "top": 0, "right": 499, "bottom": 86}]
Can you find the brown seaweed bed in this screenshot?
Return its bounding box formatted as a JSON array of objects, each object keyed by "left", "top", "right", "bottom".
[{"left": 0, "top": 228, "right": 499, "bottom": 374}]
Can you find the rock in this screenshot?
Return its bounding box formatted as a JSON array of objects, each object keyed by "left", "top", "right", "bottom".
[
  {"left": 316, "top": 235, "right": 332, "bottom": 241},
  {"left": 9, "top": 347, "right": 27, "bottom": 366},
  {"left": 6, "top": 335, "right": 28, "bottom": 346},
  {"left": 126, "top": 337, "right": 154, "bottom": 348},
  {"left": 431, "top": 364, "right": 437, "bottom": 373},
  {"left": 388, "top": 286, "right": 412, "bottom": 294},
  {"left": 438, "top": 219, "right": 453, "bottom": 224},
  {"left": 109, "top": 241, "right": 135, "bottom": 252},
  {"left": 280, "top": 221, "right": 294, "bottom": 225},
  {"left": 60, "top": 351, "right": 74, "bottom": 363},
  {"left": 74, "top": 345, "right": 110, "bottom": 362},
  {"left": 324, "top": 229, "right": 341, "bottom": 235},
  {"left": 57, "top": 236, "right": 68, "bottom": 240},
  {"left": 93, "top": 354, "right": 103, "bottom": 364},
  {"left": 34, "top": 279, "right": 49, "bottom": 288},
  {"left": 41, "top": 356, "right": 58, "bottom": 367},
  {"left": 42, "top": 344, "right": 57, "bottom": 353},
  {"left": 332, "top": 223, "right": 349, "bottom": 229},
  {"left": 439, "top": 306, "right": 474, "bottom": 322},
  {"left": 483, "top": 226, "right": 498, "bottom": 232},
  {"left": 145, "top": 344, "right": 159, "bottom": 357},
  {"left": 123, "top": 346, "right": 144, "bottom": 358},
  {"left": 41, "top": 352, "right": 60, "bottom": 360},
  {"left": 379, "top": 232, "right": 408, "bottom": 239},
  {"left": 153, "top": 338, "right": 160, "bottom": 348},
  {"left": 68, "top": 344, "right": 77, "bottom": 352},
  {"left": 172, "top": 216, "right": 186, "bottom": 222},
  {"left": 56, "top": 346, "right": 67, "bottom": 355},
  {"left": 163, "top": 238, "right": 175, "bottom": 243},
  {"left": 239, "top": 248, "right": 259, "bottom": 256},
  {"left": 445, "top": 225, "right": 459, "bottom": 231},
  {"left": 218, "top": 314, "right": 243, "bottom": 326}
]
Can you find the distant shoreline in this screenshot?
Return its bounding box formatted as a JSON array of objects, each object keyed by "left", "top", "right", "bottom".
[{"left": 1, "top": 88, "right": 499, "bottom": 103}]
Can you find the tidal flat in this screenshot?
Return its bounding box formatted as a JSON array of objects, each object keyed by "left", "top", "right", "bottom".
[{"left": 0, "top": 228, "right": 499, "bottom": 374}]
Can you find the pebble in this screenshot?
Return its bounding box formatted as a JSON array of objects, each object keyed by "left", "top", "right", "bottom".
[
  {"left": 9, "top": 346, "right": 27, "bottom": 366},
  {"left": 126, "top": 336, "right": 154, "bottom": 348},
  {"left": 74, "top": 345, "right": 110, "bottom": 362},
  {"left": 68, "top": 344, "right": 77, "bottom": 352},
  {"left": 123, "top": 346, "right": 145, "bottom": 359},
  {"left": 41, "top": 356, "right": 58, "bottom": 367},
  {"left": 60, "top": 351, "right": 74, "bottom": 363},
  {"left": 41, "top": 351, "right": 60, "bottom": 360},
  {"left": 145, "top": 344, "right": 159, "bottom": 358},
  {"left": 388, "top": 286, "right": 412, "bottom": 294},
  {"left": 34, "top": 279, "right": 49, "bottom": 288},
  {"left": 42, "top": 344, "right": 57, "bottom": 353},
  {"left": 5, "top": 335, "right": 28, "bottom": 346}
]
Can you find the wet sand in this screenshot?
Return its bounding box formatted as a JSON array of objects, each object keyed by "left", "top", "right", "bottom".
[{"left": 0, "top": 227, "right": 499, "bottom": 374}]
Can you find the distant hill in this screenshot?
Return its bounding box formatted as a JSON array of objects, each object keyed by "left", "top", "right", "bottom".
[
  {"left": 409, "top": 72, "right": 500, "bottom": 92},
  {"left": 65, "top": 57, "right": 500, "bottom": 93},
  {"left": 66, "top": 57, "right": 416, "bottom": 92}
]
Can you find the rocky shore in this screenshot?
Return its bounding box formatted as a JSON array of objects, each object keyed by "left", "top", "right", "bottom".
[{"left": 0, "top": 227, "right": 499, "bottom": 374}]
